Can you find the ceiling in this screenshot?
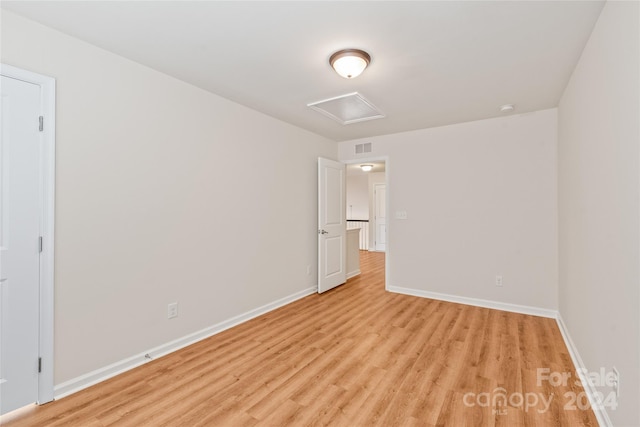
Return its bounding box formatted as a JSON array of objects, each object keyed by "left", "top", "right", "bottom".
[{"left": 2, "top": 1, "right": 604, "bottom": 142}]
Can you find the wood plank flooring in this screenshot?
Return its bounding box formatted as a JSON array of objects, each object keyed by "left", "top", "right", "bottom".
[{"left": 2, "top": 251, "right": 598, "bottom": 426}]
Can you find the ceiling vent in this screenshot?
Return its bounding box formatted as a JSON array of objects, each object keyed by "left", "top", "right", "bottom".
[{"left": 307, "top": 92, "right": 384, "bottom": 125}]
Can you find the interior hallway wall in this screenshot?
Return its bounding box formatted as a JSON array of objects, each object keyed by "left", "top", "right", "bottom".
[
  {"left": 346, "top": 174, "right": 369, "bottom": 220},
  {"left": 1, "top": 11, "right": 337, "bottom": 386}
]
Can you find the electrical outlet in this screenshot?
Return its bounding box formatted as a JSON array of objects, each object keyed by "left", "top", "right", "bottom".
[
  {"left": 167, "top": 302, "right": 178, "bottom": 319},
  {"left": 495, "top": 275, "right": 503, "bottom": 287}
]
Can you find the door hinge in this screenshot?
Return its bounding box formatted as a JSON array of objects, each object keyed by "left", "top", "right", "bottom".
[
  {"left": 39, "top": 236, "right": 43, "bottom": 253},
  {"left": 38, "top": 357, "right": 42, "bottom": 373},
  {"left": 39, "top": 116, "right": 44, "bottom": 132}
]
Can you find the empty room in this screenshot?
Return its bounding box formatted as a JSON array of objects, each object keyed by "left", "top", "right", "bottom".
[{"left": 1, "top": 1, "right": 638, "bottom": 426}]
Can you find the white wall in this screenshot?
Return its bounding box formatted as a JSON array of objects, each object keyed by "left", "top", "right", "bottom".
[
  {"left": 1, "top": 11, "right": 336, "bottom": 386},
  {"left": 339, "top": 110, "right": 558, "bottom": 311},
  {"left": 558, "top": 1, "right": 639, "bottom": 425},
  {"left": 346, "top": 175, "right": 369, "bottom": 220}
]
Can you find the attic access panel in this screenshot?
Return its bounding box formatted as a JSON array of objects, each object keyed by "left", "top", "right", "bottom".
[{"left": 308, "top": 92, "right": 384, "bottom": 125}]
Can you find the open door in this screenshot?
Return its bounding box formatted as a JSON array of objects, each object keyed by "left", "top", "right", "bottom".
[{"left": 318, "top": 158, "right": 346, "bottom": 293}]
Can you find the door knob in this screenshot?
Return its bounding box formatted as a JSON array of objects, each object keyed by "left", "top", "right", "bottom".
[{"left": 319, "top": 229, "right": 329, "bottom": 235}]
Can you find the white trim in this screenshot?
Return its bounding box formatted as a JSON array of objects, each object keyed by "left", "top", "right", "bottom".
[
  {"left": 556, "top": 314, "right": 612, "bottom": 427},
  {"left": 54, "top": 286, "right": 316, "bottom": 399},
  {"left": 387, "top": 285, "right": 557, "bottom": 318},
  {"left": 0, "top": 63, "right": 55, "bottom": 405}
]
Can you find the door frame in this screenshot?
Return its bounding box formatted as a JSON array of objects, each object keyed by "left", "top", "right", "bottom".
[
  {"left": 1, "top": 63, "right": 55, "bottom": 405},
  {"left": 342, "top": 156, "right": 390, "bottom": 290}
]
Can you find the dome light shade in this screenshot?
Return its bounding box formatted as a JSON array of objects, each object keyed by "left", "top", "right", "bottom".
[
  {"left": 330, "top": 49, "right": 371, "bottom": 79},
  {"left": 360, "top": 164, "right": 373, "bottom": 172}
]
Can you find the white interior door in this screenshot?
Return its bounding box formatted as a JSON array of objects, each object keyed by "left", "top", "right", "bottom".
[
  {"left": 374, "top": 183, "right": 386, "bottom": 252},
  {"left": 0, "top": 75, "right": 42, "bottom": 414},
  {"left": 318, "top": 158, "right": 346, "bottom": 293}
]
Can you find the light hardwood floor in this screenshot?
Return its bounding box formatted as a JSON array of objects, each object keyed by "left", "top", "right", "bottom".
[{"left": 2, "top": 251, "right": 597, "bottom": 426}]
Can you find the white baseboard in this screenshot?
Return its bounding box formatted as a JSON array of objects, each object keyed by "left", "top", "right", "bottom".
[
  {"left": 386, "top": 285, "right": 557, "bottom": 318},
  {"left": 556, "top": 314, "right": 612, "bottom": 427},
  {"left": 346, "top": 269, "right": 361, "bottom": 280},
  {"left": 54, "top": 286, "right": 316, "bottom": 399}
]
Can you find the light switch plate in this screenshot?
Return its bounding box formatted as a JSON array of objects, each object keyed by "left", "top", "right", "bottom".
[{"left": 395, "top": 211, "right": 408, "bottom": 220}]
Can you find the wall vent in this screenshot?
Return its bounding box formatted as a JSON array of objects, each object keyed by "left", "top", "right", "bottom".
[{"left": 355, "top": 143, "right": 372, "bottom": 154}]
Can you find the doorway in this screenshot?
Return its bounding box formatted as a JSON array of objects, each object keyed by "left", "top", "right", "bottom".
[
  {"left": 0, "top": 64, "right": 55, "bottom": 414},
  {"left": 345, "top": 159, "right": 388, "bottom": 279}
]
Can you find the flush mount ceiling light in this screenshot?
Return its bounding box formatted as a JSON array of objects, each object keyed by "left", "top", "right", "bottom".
[
  {"left": 330, "top": 49, "right": 371, "bottom": 79},
  {"left": 360, "top": 164, "right": 373, "bottom": 172}
]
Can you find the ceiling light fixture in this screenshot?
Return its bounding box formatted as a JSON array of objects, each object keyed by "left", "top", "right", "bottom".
[
  {"left": 330, "top": 49, "right": 371, "bottom": 79},
  {"left": 360, "top": 164, "right": 373, "bottom": 172}
]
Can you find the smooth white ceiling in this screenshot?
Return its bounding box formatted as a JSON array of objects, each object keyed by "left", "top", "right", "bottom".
[{"left": 2, "top": 1, "right": 604, "bottom": 142}]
